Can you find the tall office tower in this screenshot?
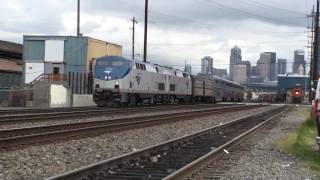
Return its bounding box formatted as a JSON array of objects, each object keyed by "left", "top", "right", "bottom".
[
  {"left": 201, "top": 56, "right": 213, "bottom": 75},
  {"left": 229, "top": 45, "right": 242, "bottom": 80},
  {"left": 293, "top": 50, "right": 306, "bottom": 75},
  {"left": 277, "top": 59, "right": 287, "bottom": 75},
  {"left": 257, "top": 52, "right": 276, "bottom": 81}
]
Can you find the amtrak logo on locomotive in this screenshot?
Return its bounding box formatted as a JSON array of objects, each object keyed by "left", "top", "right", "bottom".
[{"left": 135, "top": 73, "right": 142, "bottom": 85}]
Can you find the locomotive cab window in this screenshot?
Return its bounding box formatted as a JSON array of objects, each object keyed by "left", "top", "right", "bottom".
[{"left": 183, "top": 73, "right": 188, "bottom": 78}]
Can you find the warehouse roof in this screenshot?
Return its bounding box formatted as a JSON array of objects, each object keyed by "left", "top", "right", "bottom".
[
  {"left": 24, "top": 35, "right": 122, "bottom": 48},
  {"left": 0, "top": 40, "right": 22, "bottom": 54},
  {"left": 0, "top": 40, "right": 23, "bottom": 60}
]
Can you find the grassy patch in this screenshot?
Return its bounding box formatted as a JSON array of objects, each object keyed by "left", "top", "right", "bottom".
[{"left": 279, "top": 113, "right": 320, "bottom": 177}]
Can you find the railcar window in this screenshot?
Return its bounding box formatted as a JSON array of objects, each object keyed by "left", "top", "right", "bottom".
[
  {"left": 170, "top": 84, "right": 176, "bottom": 91},
  {"left": 156, "top": 67, "right": 159, "bottom": 73},
  {"left": 136, "top": 63, "right": 140, "bottom": 69},
  {"left": 158, "top": 83, "right": 165, "bottom": 91}
]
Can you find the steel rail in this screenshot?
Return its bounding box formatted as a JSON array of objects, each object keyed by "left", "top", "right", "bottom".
[
  {"left": 0, "top": 106, "right": 108, "bottom": 115},
  {"left": 0, "top": 104, "right": 231, "bottom": 125},
  {"left": 0, "top": 103, "right": 233, "bottom": 115},
  {"left": 0, "top": 105, "right": 259, "bottom": 149},
  {"left": 164, "top": 107, "right": 288, "bottom": 180},
  {"left": 45, "top": 106, "right": 285, "bottom": 180}
]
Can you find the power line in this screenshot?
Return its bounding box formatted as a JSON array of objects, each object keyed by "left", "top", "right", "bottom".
[
  {"left": 237, "top": 0, "right": 306, "bottom": 16},
  {"left": 121, "top": 39, "right": 307, "bottom": 46},
  {"left": 115, "top": 0, "right": 306, "bottom": 35},
  {"left": 196, "top": 0, "right": 303, "bottom": 27}
]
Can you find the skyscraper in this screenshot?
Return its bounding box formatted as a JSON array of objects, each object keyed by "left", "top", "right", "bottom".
[
  {"left": 277, "top": 59, "right": 287, "bottom": 75},
  {"left": 238, "top": 61, "right": 251, "bottom": 78},
  {"left": 213, "top": 68, "right": 228, "bottom": 79},
  {"left": 293, "top": 50, "right": 306, "bottom": 75},
  {"left": 184, "top": 64, "right": 192, "bottom": 74},
  {"left": 257, "top": 52, "right": 276, "bottom": 82},
  {"left": 229, "top": 46, "right": 242, "bottom": 80},
  {"left": 251, "top": 66, "right": 258, "bottom": 76},
  {"left": 201, "top": 56, "right": 213, "bottom": 75},
  {"left": 232, "top": 64, "right": 247, "bottom": 84}
]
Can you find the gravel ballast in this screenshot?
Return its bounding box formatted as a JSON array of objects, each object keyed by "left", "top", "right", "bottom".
[
  {"left": 219, "top": 107, "right": 317, "bottom": 180},
  {"left": 0, "top": 105, "right": 243, "bottom": 130},
  {"left": 1, "top": 106, "right": 275, "bottom": 180}
]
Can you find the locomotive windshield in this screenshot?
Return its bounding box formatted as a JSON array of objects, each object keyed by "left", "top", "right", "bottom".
[
  {"left": 94, "top": 56, "right": 131, "bottom": 80},
  {"left": 97, "top": 61, "right": 125, "bottom": 66}
]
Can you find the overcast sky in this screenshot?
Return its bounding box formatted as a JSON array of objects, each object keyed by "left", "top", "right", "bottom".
[{"left": 0, "top": 0, "right": 314, "bottom": 73}]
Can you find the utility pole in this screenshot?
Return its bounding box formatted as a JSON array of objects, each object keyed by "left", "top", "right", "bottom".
[
  {"left": 131, "top": 17, "right": 138, "bottom": 60},
  {"left": 77, "top": 0, "right": 80, "bottom": 37},
  {"left": 314, "top": 0, "right": 319, "bottom": 91},
  {"left": 143, "top": 0, "right": 149, "bottom": 62},
  {"left": 314, "top": 0, "right": 320, "bottom": 154},
  {"left": 309, "top": 6, "right": 315, "bottom": 102}
]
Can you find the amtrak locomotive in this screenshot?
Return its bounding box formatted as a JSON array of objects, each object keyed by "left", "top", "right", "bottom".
[{"left": 93, "top": 56, "right": 244, "bottom": 106}]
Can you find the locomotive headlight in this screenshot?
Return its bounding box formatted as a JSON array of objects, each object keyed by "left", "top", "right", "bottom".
[
  {"left": 105, "top": 75, "right": 111, "bottom": 80},
  {"left": 115, "top": 81, "right": 119, "bottom": 85}
]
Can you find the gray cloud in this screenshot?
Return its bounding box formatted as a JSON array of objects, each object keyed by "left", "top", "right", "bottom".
[{"left": 0, "top": 0, "right": 313, "bottom": 73}]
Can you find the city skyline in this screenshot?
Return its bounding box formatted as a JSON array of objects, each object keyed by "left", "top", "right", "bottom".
[{"left": 0, "top": 0, "right": 310, "bottom": 74}]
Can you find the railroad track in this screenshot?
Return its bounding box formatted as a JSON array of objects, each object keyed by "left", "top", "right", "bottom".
[
  {"left": 0, "top": 104, "right": 235, "bottom": 126},
  {"left": 0, "top": 103, "right": 238, "bottom": 115},
  {"left": 0, "top": 106, "right": 106, "bottom": 115},
  {"left": 46, "top": 105, "right": 286, "bottom": 180},
  {"left": 0, "top": 105, "right": 260, "bottom": 149}
]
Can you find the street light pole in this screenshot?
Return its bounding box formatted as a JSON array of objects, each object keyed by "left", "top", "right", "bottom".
[
  {"left": 77, "top": 0, "right": 80, "bottom": 37},
  {"left": 143, "top": 0, "right": 148, "bottom": 62}
]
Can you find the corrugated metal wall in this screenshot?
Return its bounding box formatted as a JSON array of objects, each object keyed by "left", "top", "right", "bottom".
[
  {"left": 23, "top": 40, "right": 45, "bottom": 61},
  {"left": 0, "top": 71, "right": 21, "bottom": 104},
  {"left": 87, "top": 37, "right": 122, "bottom": 72},
  {"left": 64, "top": 37, "right": 88, "bottom": 73},
  {"left": 23, "top": 36, "right": 122, "bottom": 84},
  {"left": 277, "top": 76, "right": 310, "bottom": 92}
]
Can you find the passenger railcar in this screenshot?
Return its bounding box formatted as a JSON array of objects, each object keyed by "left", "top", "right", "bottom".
[{"left": 191, "top": 75, "right": 215, "bottom": 103}]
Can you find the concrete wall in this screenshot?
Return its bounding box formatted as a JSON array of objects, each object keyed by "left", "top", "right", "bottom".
[
  {"left": 33, "top": 82, "right": 71, "bottom": 108},
  {"left": 50, "top": 84, "right": 71, "bottom": 108},
  {"left": 72, "top": 94, "right": 95, "bottom": 107},
  {"left": 33, "top": 81, "right": 50, "bottom": 108}
]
